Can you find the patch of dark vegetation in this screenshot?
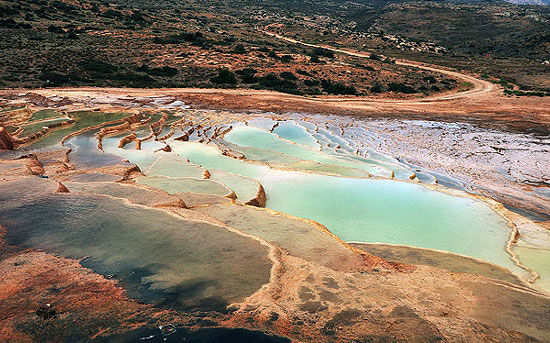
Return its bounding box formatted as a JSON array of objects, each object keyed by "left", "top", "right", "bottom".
[
  {"left": 79, "top": 59, "right": 118, "bottom": 75},
  {"left": 0, "top": 18, "right": 31, "bottom": 29},
  {"left": 304, "top": 79, "right": 320, "bottom": 87},
  {"left": 370, "top": 82, "right": 383, "bottom": 93},
  {"left": 39, "top": 71, "right": 71, "bottom": 87},
  {"left": 387, "top": 82, "right": 416, "bottom": 94},
  {"left": 504, "top": 89, "right": 549, "bottom": 97},
  {"left": 311, "top": 47, "right": 334, "bottom": 59},
  {"left": 235, "top": 68, "right": 259, "bottom": 84},
  {"left": 153, "top": 31, "right": 211, "bottom": 47},
  {"left": 369, "top": 53, "right": 382, "bottom": 61},
  {"left": 279, "top": 71, "right": 297, "bottom": 80},
  {"left": 321, "top": 79, "right": 357, "bottom": 95},
  {"left": 279, "top": 55, "right": 294, "bottom": 63},
  {"left": 232, "top": 43, "right": 246, "bottom": 54},
  {"left": 137, "top": 65, "right": 179, "bottom": 77},
  {"left": 257, "top": 73, "right": 301, "bottom": 94},
  {"left": 210, "top": 68, "right": 237, "bottom": 85}
]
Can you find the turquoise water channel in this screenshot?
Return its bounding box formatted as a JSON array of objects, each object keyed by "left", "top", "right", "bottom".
[{"left": 97, "top": 120, "right": 527, "bottom": 276}]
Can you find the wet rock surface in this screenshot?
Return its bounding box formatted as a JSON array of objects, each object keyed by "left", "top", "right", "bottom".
[
  {"left": 358, "top": 119, "right": 550, "bottom": 219},
  {"left": 0, "top": 98, "right": 549, "bottom": 342}
]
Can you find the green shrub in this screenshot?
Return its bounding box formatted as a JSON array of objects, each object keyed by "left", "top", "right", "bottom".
[
  {"left": 259, "top": 73, "right": 281, "bottom": 88},
  {"left": 268, "top": 51, "right": 279, "bottom": 59},
  {"left": 47, "top": 25, "right": 64, "bottom": 34},
  {"left": 312, "top": 48, "right": 334, "bottom": 58},
  {"left": 321, "top": 80, "right": 357, "bottom": 95},
  {"left": 210, "top": 68, "right": 237, "bottom": 85},
  {"left": 304, "top": 79, "right": 320, "bottom": 87},
  {"left": 153, "top": 32, "right": 208, "bottom": 46},
  {"left": 236, "top": 68, "right": 258, "bottom": 83},
  {"left": 141, "top": 66, "right": 178, "bottom": 77},
  {"left": 259, "top": 73, "right": 300, "bottom": 94},
  {"left": 258, "top": 46, "right": 271, "bottom": 53},
  {"left": 388, "top": 82, "right": 416, "bottom": 94},
  {"left": 101, "top": 9, "right": 124, "bottom": 19},
  {"left": 369, "top": 53, "right": 382, "bottom": 61},
  {"left": 498, "top": 79, "right": 513, "bottom": 89},
  {"left": 504, "top": 89, "right": 548, "bottom": 97},
  {"left": 280, "top": 71, "right": 297, "bottom": 80},
  {"left": 280, "top": 55, "right": 294, "bottom": 62},
  {"left": 370, "top": 82, "right": 383, "bottom": 93},
  {"left": 423, "top": 76, "right": 436, "bottom": 83},
  {"left": 232, "top": 44, "right": 246, "bottom": 54},
  {"left": 39, "top": 71, "right": 70, "bottom": 86},
  {"left": 79, "top": 59, "right": 118, "bottom": 74}
]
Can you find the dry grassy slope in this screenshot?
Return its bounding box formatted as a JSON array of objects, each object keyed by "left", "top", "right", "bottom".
[{"left": 1, "top": 0, "right": 548, "bottom": 94}]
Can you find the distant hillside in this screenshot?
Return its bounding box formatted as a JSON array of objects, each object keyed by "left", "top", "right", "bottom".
[
  {"left": 350, "top": 1, "right": 550, "bottom": 60},
  {"left": 506, "top": 0, "right": 549, "bottom": 5},
  {"left": 0, "top": 0, "right": 548, "bottom": 91}
]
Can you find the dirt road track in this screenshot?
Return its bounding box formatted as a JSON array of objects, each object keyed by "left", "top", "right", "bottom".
[{"left": 263, "top": 31, "right": 496, "bottom": 103}]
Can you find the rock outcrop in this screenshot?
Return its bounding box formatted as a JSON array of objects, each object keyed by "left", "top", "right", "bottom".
[{"left": 0, "top": 127, "right": 14, "bottom": 150}]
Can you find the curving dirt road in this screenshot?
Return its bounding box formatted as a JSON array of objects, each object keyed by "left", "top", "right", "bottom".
[{"left": 263, "top": 31, "right": 496, "bottom": 103}]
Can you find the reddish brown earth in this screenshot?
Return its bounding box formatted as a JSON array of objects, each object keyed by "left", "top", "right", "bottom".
[{"left": 2, "top": 81, "right": 545, "bottom": 134}]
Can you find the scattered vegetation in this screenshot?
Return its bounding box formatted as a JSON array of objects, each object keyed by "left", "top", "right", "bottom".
[
  {"left": 153, "top": 32, "right": 211, "bottom": 47},
  {"left": 2, "top": 0, "right": 538, "bottom": 94},
  {"left": 387, "top": 82, "right": 416, "bottom": 94},
  {"left": 137, "top": 65, "right": 178, "bottom": 77},
  {"left": 321, "top": 80, "right": 357, "bottom": 95},
  {"left": 210, "top": 68, "right": 237, "bottom": 85}
]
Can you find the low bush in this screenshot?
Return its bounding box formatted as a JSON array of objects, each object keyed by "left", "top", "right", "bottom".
[
  {"left": 312, "top": 48, "right": 334, "bottom": 58},
  {"left": 232, "top": 44, "right": 246, "bottom": 54},
  {"left": 321, "top": 79, "right": 357, "bottom": 95},
  {"left": 210, "top": 68, "right": 237, "bottom": 85},
  {"left": 370, "top": 82, "right": 383, "bottom": 93},
  {"left": 235, "top": 68, "right": 258, "bottom": 83},
  {"left": 280, "top": 71, "right": 297, "bottom": 80},
  {"left": 138, "top": 65, "right": 178, "bottom": 77},
  {"left": 369, "top": 53, "right": 382, "bottom": 61},
  {"left": 259, "top": 73, "right": 300, "bottom": 94},
  {"left": 79, "top": 59, "right": 118, "bottom": 74},
  {"left": 296, "top": 69, "right": 312, "bottom": 76},
  {"left": 388, "top": 82, "right": 416, "bottom": 94},
  {"left": 304, "top": 79, "right": 320, "bottom": 87},
  {"left": 280, "top": 55, "right": 294, "bottom": 62}
]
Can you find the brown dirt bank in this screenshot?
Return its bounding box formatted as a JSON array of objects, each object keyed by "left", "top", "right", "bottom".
[
  {"left": 350, "top": 242, "right": 526, "bottom": 287},
  {"left": 3, "top": 87, "right": 548, "bottom": 134}
]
